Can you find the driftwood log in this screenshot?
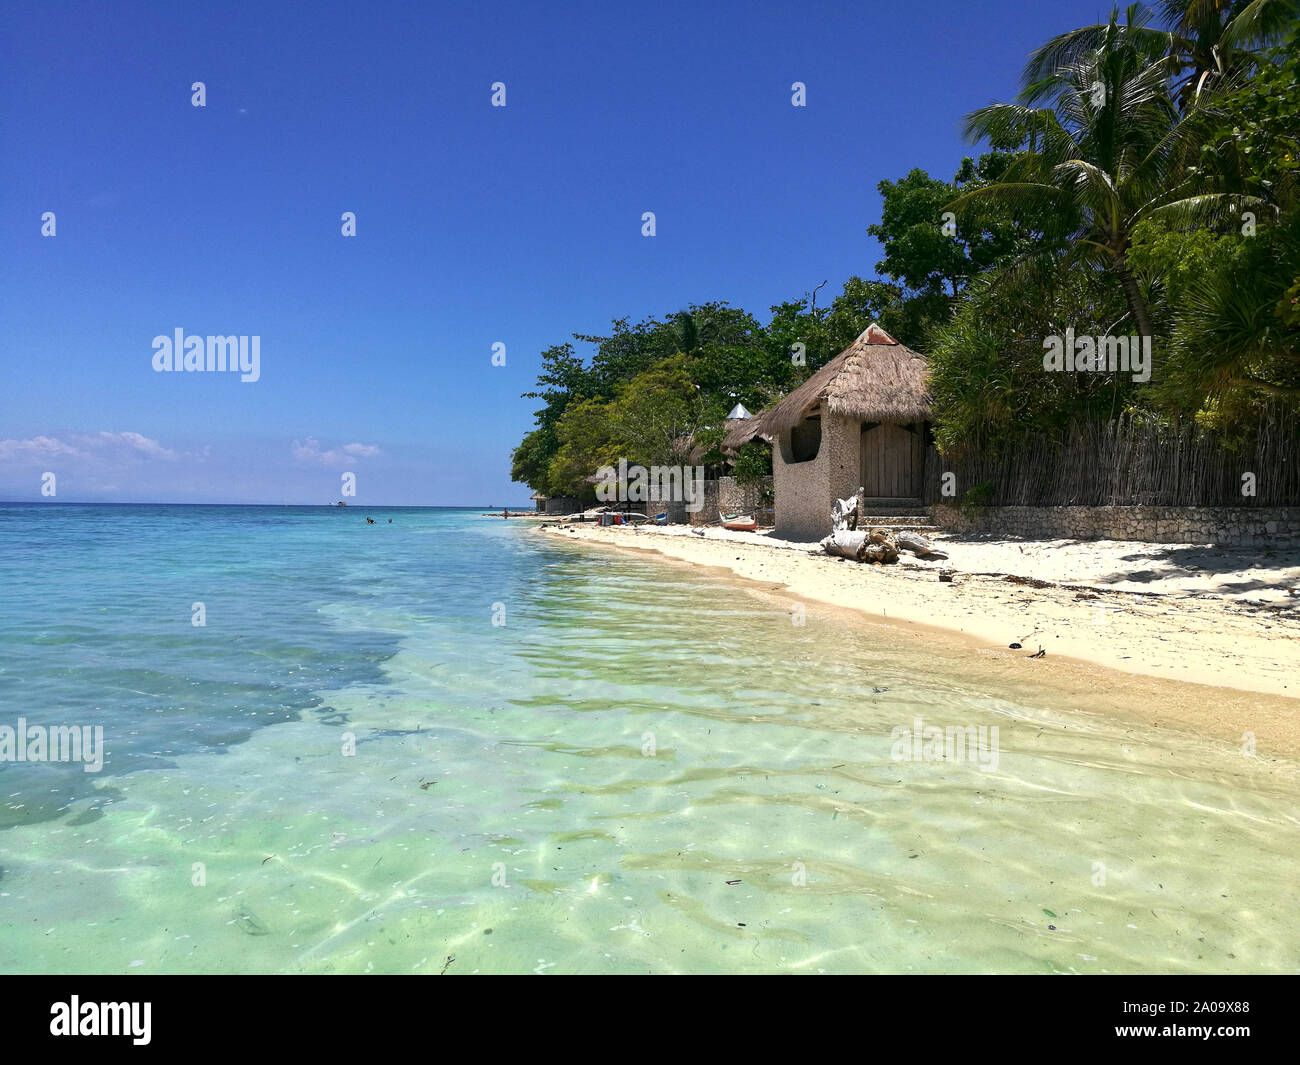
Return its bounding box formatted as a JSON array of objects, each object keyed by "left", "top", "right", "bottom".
[
  {"left": 821, "top": 528, "right": 900, "bottom": 563},
  {"left": 867, "top": 528, "right": 899, "bottom": 561},
  {"left": 831, "top": 494, "right": 860, "bottom": 532},
  {"left": 822, "top": 490, "right": 908, "bottom": 564},
  {"left": 821, "top": 529, "right": 869, "bottom": 559},
  {"left": 862, "top": 541, "right": 899, "bottom": 564},
  {"left": 896, "top": 529, "right": 949, "bottom": 560}
]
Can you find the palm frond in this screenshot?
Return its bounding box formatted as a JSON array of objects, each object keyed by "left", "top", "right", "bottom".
[
  {"left": 1144, "top": 192, "right": 1272, "bottom": 228},
  {"left": 1220, "top": 0, "right": 1295, "bottom": 52}
]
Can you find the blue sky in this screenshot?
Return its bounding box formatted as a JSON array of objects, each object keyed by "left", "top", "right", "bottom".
[{"left": 1, "top": 0, "right": 1101, "bottom": 504}]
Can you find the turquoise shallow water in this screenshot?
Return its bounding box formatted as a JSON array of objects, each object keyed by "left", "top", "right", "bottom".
[{"left": 0, "top": 503, "right": 1297, "bottom": 974}]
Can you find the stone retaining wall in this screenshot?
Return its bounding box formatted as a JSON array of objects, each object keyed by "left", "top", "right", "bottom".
[
  {"left": 929, "top": 504, "right": 1300, "bottom": 545},
  {"left": 543, "top": 496, "right": 584, "bottom": 515},
  {"left": 647, "top": 476, "right": 773, "bottom": 525}
]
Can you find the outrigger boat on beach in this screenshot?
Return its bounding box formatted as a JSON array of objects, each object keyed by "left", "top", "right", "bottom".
[
  {"left": 718, "top": 511, "right": 757, "bottom": 532},
  {"left": 597, "top": 510, "right": 653, "bottom": 526}
]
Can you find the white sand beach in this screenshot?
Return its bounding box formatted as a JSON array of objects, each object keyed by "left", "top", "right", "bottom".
[{"left": 542, "top": 521, "right": 1300, "bottom": 719}]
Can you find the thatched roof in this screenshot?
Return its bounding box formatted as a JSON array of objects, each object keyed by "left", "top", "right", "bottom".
[
  {"left": 742, "top": 324, "right": 930, "bottom": 441},
  {"left": 684, "top": 418, "right": 760, "bottom": 464},
  {"left": 721, "top": 417, "right": 767, "bottom": 454}
]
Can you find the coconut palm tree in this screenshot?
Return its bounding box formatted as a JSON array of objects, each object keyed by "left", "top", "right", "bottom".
[
  {"left": 1024, "top": 0, "right": 1292, "bottom": 109},
  {"left": 952, "top": 5, "right": 1255, "bottom": 341},
  {"left": 669, "top": 310, "right": 702, "bottom": 354}
]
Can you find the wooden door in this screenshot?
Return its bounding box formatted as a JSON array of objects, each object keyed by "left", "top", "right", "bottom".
[{"left": 860, "top": 423, "right": 922, "bottom": 498}]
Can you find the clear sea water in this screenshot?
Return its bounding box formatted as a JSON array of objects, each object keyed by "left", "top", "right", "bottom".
[{"left": 0, "top": 503, "right": 1297, "bottom": 974}]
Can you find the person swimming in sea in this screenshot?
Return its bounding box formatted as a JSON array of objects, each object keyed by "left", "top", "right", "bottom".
[{"left": 366, "top": 517, "right": 376, "bottom": 524}]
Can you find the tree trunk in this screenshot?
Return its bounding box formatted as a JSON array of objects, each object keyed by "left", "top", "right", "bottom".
[{"left": 1113, "top": 254, "right": 1154, "bottom": 343}]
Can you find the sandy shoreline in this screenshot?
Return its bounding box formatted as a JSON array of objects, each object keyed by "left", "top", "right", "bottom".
[{"left": 536, "top": 520, "right": 1300, "bottom": 757}]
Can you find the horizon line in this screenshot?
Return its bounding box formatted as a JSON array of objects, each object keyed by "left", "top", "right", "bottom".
[{"left": 0, "top": 500, "right": 535, "bottom": 508}]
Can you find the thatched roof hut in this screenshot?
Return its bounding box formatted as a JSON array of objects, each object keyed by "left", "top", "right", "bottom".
[
  {"left": 667, "top": 405, "right": 760, "bottom": 465},
  {"left": 685, "top": 416, "right": 762, "bottom": 464},
  {"left": 721, "top": 417, "right": 764, "bottom": 454},
  {"left": 735, "top": 324, "right": 932, "bottom": 541},
  {"left": 747, "top": 324, "right": 930, "bottom": 441}
]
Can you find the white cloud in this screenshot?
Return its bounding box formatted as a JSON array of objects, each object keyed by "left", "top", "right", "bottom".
[
  {"left": 0, "top": 435, "right": 85, "bottom": 460},
  {"left": 94, "top": 431, "right": 177, "bottom": 460},
  {"left": 0, "top": 431, "right": 177, "bottom": 464},
  {"left": 292, "top": 437, "right": 382, "bottom": 467}
]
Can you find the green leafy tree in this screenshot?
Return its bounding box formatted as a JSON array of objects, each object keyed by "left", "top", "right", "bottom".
[
  {"left": 870, "top": 155, "right": 1050, "bottom": 296},
  {"left": 510, "top": 428, "right": 557, "bottom": 495},
  {"left": 763, "top": 276, "right": 919, "bottom": 379},
  {"left": 512, "top": 343, "right": 594, "bottom": 492},
  {"left": 575, "top": 316, "right": 677, "bottom": 397},
  {"left": 1186, "top": 12, "right": 1300, "bottom": 212},
  {"left": 730, "top": 441, "right": 773, "bottom": 486},
  {"left": 547, "top": 397, "right": 620, "bottom": 497},
  {"left": 870, "top": 168, "right": 980, "bottom": 301},
  {"left": 925, "top": 258, "right": 1129, "bottom": 452},
  {"left": 867, "top": 154, "right": 1061, "bottom": 348},
  {"left": 1129, "top": 15, "right": 1300, "bottom": 418},
  {"left": 1164, "top": 214, "right": 1300, "bottom": 410},
  {"left": 605, "top": 355, "right": 708, "bottom": 467},
  {"left": 956, "top": 5, "right": 1245, "bottom": 341},
  {"left": 576, "top": 302, "right": 764, "bottom": 398}
]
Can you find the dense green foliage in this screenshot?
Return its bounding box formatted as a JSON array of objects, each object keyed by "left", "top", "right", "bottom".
[
  {"left": 921, "top": 1, "right": 1300, "bottom": 454},
  {"left": 513, "top": 2, "right": 1300, "bottom": 494},
  {"left": 513, "top": 289, "right": 905, "bottom": 498}
]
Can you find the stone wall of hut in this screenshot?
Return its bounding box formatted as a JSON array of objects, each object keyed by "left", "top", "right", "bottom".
[
  {"left": 930, "top": 504, "right": 1300, "bottom": 546},
  {"left": 773, "top": 413, "right": 862, "bottom": 541}
]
